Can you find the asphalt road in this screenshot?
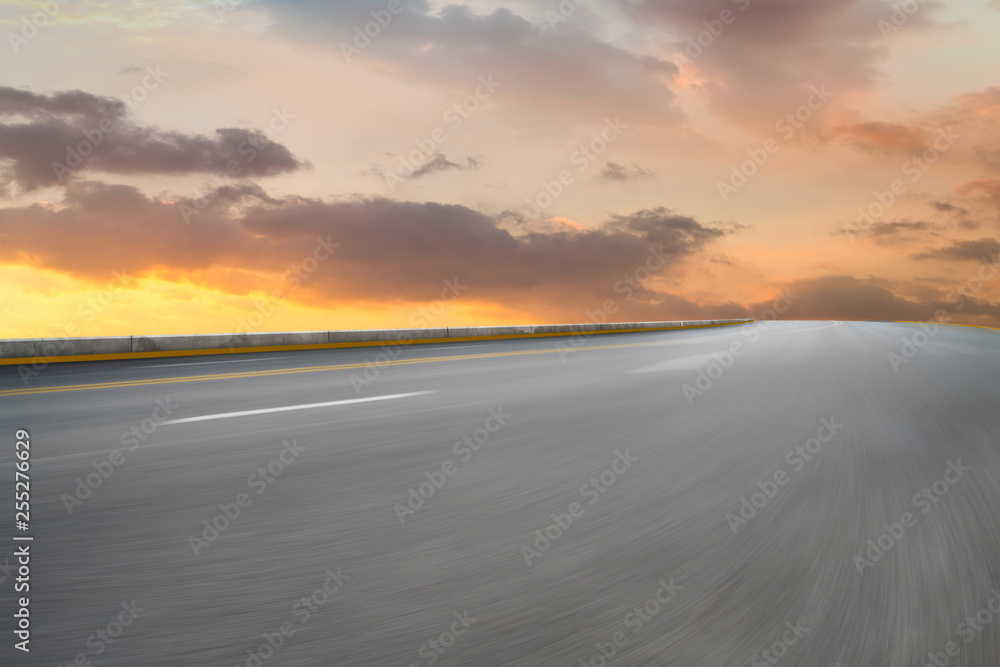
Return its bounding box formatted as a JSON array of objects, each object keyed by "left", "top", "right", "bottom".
[{"left": 2, "top": 320, "right": 1000, "bottom": 666}]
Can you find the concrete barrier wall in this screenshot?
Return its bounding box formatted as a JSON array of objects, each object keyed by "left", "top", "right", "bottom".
[
  {"left": 0, "top": 319, "right": 752, "bottom": 362},
  {"left": 330, "top": 328, "right": 451, "bottom": 344},
  {"left": 0, "top": 336, "right": 132, "bottom": 359},
  {"left": 131, "top": 331, "right": 331, "bottom": 353}
]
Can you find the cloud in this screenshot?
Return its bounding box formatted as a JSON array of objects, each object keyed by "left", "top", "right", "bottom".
[
  {"left": 931, "top": 201, "right": 968, "bottom": 215},
  {"left": 0, "top": 86, "right": 126, "bottom": 122},
  {"left": 859, "top": 220, "right": 939, "bottom": 244},
  {"left": 616, "top": 0, "right": 947, "bottom": 133},
  {"left": 0, "top": 86, "right": 306, "bottom": 194},
  {"left": 827, "top": 121, "right": 931, "bottom": 155},
  {"left": 837, "top": 215, "right": 977, "bottom": 244},
  {"left": 927, "top": 199, "right": 980, "bottom": 230},
  {"left": 599, "top": 161, "right": 656, "bottom": 181},
  {"left": 913, "top": 238, "right": 1000, "bottom": 262},
  {"left": 0, "top": 181, "right": 736, "bottom": 318},
  {"left": 410, "top": 153, "right": 481, "bottom": 179},
  {"left": 748, "top": 275, "right": 1000, "bottom": 325},
  {"left": 824, "top": 86, "right": 1000, "bottom": 170},
  {"left": 957, "top": 179, "right": 1000, "bottom": 214},
  {"left": 260, "top": 1, "right": 682, "bottom": 126},
  {"left": 949, "top": 85, "right": 1000, "bottom": 124}
]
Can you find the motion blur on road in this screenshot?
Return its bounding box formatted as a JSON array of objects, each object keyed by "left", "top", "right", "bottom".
[{"left": 2, "top": 320, "right": 1000, "bottom": 666}]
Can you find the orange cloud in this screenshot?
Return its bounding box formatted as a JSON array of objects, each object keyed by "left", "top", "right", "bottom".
[
  {"left": 957, "top": 179, "right": 1000, "bottom": 213},
  {"left": 827, "top": 122, "right": 931, "bottom": 155}
]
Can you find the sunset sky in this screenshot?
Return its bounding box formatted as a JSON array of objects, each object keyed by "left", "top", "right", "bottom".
[{"left": 1, "top": 0, "right": 999, "bottom": 338}]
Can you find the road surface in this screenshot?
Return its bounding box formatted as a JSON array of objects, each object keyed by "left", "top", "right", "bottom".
[{"left": 1, "top": 320, "right": 999, "bottom": 666}]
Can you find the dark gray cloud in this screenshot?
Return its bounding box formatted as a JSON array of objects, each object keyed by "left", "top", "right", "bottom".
[
  {"left": 0, "top": 86, "right": 126, "bottom": 123},
  {"left": 927, "top": 201, "right": 980, "bottom": 230},
  {"left": 748, "top": 275, "right": 1000, "bottom": 326},
  {"left": 868, "top": 220, "right": 935, "bottom": 236},
  {"left": 913, "top": 238, "right": 1000, "bottom": 262},
  {"left": 599, "top": 161, "right": 655, "bottom": 181},
  {"left": 236, "top": 200, "right": 728, "bottom": 306},
  {"left": 0, "top": 181, "right": 734, "bottom": 318},
  {"left": 847, "top": 219, "right": 940, "bottom": 245},
  {"left": 931, "top": 201, "right": 968, "bottom": 215},
  {"left": 410, "top": 153, "right": 481, "bottom": 179},
  {"left": 839, "top": 206, "right": 990, "bottom": 244},
  {"left": 0, "top": 86, "right": 306, "bottom": 193}
]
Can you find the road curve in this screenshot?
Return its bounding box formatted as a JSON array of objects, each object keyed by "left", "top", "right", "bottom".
[{"left": 2, "top": 320, "right": 999, "bottom": 666}]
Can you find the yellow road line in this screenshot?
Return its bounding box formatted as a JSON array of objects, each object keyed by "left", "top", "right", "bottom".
[{"left": 0, "top": 323, "right": 748, "bottom": 397}]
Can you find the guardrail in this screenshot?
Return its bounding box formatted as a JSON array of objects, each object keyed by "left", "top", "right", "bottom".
[{"left": 0, "top": 319, "right": 753, "bottom": 365}]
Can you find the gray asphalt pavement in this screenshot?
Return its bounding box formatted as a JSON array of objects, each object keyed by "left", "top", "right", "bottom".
[{"left": 2, "top": 320, "right": 1000, "bottom": 666}]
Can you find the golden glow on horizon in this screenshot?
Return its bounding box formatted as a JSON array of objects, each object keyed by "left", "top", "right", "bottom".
[{"left": 0, "top": 266, "right": 542, "bottom": 338}]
